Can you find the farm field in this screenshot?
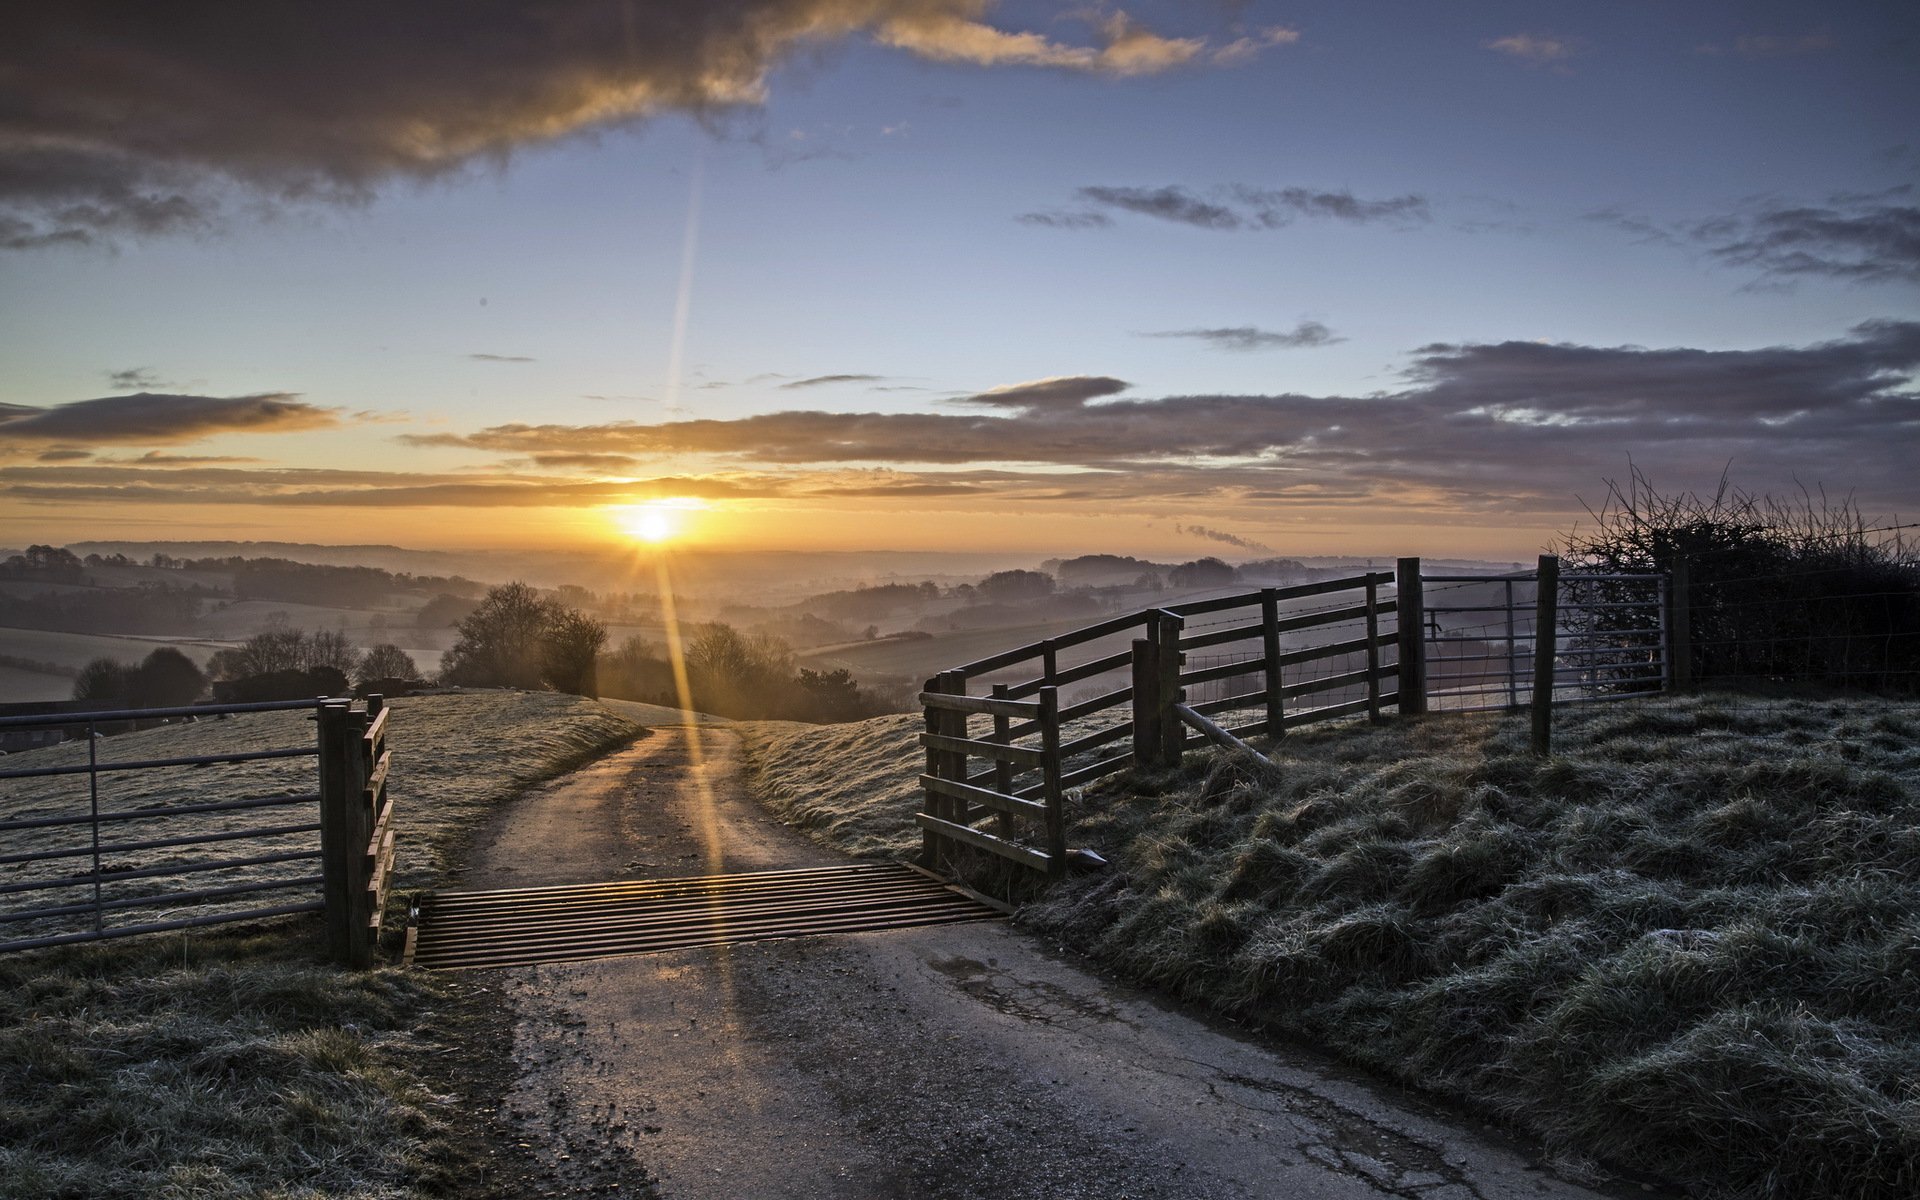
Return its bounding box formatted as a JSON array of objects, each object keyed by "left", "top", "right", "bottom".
[
  {"left": 739, "top": 692, "right": 1920, "bottom": 1199},
  {"left": 0, "top": 627, "right": 224, "bottom": 675},
  {"left": 0, "top": 691, "right": 645, "bottom": 1199}
]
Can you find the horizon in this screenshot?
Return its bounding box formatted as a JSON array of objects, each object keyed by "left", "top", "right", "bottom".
[{"left": 3, "top": 3, "right": 1915, "bottom": 559}]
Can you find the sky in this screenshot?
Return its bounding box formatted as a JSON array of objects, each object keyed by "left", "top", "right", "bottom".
[{"left": 1, "top": 1, "right": 1916, "bottom": 562}]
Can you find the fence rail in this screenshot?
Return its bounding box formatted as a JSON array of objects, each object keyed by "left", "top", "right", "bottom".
[
  {"left": 917, "top": 557, "right": 1680, "bottom": 880},
  {"left": 0, "top": 695, "right": 395, "bottom": 966}
]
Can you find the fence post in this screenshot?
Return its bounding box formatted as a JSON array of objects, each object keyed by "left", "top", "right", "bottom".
[
  {"left": 1395, "top": 558, "right": 1427, "bottom": 715},
  {"left": 1038, "top": 686, "right": 1066, "bottom": 877},
  {"left": 1668, "top": 557, "right": 1692, "bottom": 691},
  {"left": 1530, "top": 555, "right": 1560, "bottom": 757},
  {"left": 318, "top": 700, "right": 374, "bottom": 966},
  {"left": 919, "top": 676, "right": 947, "bottom": 869},
  {"left": 1131, "top": 634, "right": 1162, "bottom": 768},
  {"left": 1364, "top": 576, "right": 1383, "bottom": 723},
  {"left": 1157, "top": 610, "right": 1185, "bottom": 767},
  {"left": 1261, "top": 588, "right": 1286, "bottom": 736},
  {"left": 990, "top": 683, "right": 1016, "bottom": 838}
]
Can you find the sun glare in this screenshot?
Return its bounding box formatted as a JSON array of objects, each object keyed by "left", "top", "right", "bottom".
[{"left": 613, "top": 499, "right": 704, "bottom": 545}]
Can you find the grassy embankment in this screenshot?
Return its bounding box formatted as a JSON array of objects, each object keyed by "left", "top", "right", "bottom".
[
  {"left": 1, "top": 692, "right": 643, "bottom": 1199},
  {"left": 740, "top": 694, "right": 1920, "bottom": 1200}
]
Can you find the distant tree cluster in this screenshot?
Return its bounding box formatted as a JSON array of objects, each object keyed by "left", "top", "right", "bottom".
[
  {"left": 205, "top": 626, "right": 422, "bottom": 701},
  {"left": 72, "top": 648, "right": 208, "bottom": 710},
  {"left": 596, "top": 623, "right": 896, "bottom": 722},
  {"left": 1, "top": 544, "right": 88, "bottom": 583},
  {"left": 438, "top": 582, "right": 606, "bottom": 696}
]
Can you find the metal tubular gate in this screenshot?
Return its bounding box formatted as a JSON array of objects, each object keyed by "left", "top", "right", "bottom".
[
  {"left": 1420, "top": 570, "right": 1669, "bottom": 713},
  {"left": 0, "top": 695, "right": 392, "bottom": 963}
]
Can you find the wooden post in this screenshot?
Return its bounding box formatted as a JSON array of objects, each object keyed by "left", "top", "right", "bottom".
[
  {"left": 1131, "top": 637, "right": 1161, "bottom": 768},
  {"left": 1394, "top": 559, "right": 1426, "bottom": 715},
  {"left": 1261, "top": 588, "right": 1285, "bottom": 736},
  {"left": 1530, "top": 555, "right": 1560, "bottom": 757},
  {"left": 318, "top": 700, "right": 374, "bottom": 967},
  {"left": 1157, "top": 611, "right": 1185, "bottom": 767},
  {"left": 936, "top": 670, "right": 969, "bottom": 828},
  {"left": 920, "top": 676, "right": 947, "bottom": 869},
  {"left": 990, "top": 683, "right": 1016, "bottom": 837},
  {"left": 1038, "top": 686, "right": 1066, "bottom": 877},
  {"left": 1668, "top": 557, "right": 1692, "bottom": 691},
  {"left": 1364, "top": 576, "right": 1383, "bottom": 723}
]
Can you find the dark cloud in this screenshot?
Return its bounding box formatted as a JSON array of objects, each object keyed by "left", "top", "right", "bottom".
[
  {"left": 1015, "top": 210, "right": 1113, "bottom": 229},
  {"left": 1593, "top": 193, "right": 1920, "bottom": 287},
  {"left": 1077, "top": 186, "right": 1240, "bottom": 229},
  {"left": 0, "top": 392, "right": 342, "bottom": 444},
  {"left": 36, "top": 449, "right": 92, "bottom": 463},
  {"left": 1, "top": 2, "right": 1250, "bottom": 248},
  {"left": 1231, "top": 186, "right": 1428, "bottom": 225},
  {"left": 781, "top": 374, "right": 886, "bottom": 389},
  {"left": 1071, "top": 184, "right": 1427, "bottom": 230},
  {"left": 107, "top": 367, "right": 165, "bottom": 390},
  {"left": 955, "top": 376, "right": 1132, "bottom": 409},
  {"left": 469, "top": 353, "right": 536, "bottom": 363},
  {"left": 1697, "top": 202, "right": 1920, "bottom": 285},
  {"left": 1144, "top": 322, "right": 1342, "bottom": 351}
]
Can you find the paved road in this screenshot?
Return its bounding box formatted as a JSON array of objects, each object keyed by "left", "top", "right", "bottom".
[{"left": 457, "top": 722, "right": 1628, "bottom": 1200}]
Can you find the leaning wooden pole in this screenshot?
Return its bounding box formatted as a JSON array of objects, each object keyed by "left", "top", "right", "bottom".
[{"left": 1530, "top": 555, "right": 1560, "bottom": 757}]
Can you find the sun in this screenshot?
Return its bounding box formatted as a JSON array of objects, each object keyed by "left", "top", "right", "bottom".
[{"left": 612, "top": 499, "right": 704, "bottom": 545}]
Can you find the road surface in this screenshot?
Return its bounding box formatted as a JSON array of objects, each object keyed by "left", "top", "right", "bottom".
[{"left": 452, "top": 720, "right": 1638, "bottom": 1200}]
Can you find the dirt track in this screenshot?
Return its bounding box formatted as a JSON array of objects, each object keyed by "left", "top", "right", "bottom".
[{"left": 452, "top": 721, "right": 1639, "bottom": 1199}]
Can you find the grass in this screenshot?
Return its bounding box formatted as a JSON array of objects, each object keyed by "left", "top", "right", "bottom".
[
  {"left": 1, "top": 692, "right": 645, "bottom": 1199},
  {"left": 740, "top": 692, "right": 1920, "bottom": 1199}
]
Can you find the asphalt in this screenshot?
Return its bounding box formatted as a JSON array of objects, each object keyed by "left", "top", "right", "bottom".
[{"left": 449, "top": 721, "right": 1632, "bottom": 1200}]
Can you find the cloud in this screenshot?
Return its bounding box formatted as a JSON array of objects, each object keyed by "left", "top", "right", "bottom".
[
  {"left": 1698, "top": 33, "right": 1836, "bottom": 58},
  {"left": 527, "top": 452, "right": 640, "bottom": 471},
  {"left": 3, "top": 3, "right": 1276, "bottom": 248},
  {"left": 875, "top": 9, "right": 1224, "bottom": 77},
  {"left": 781, "top": 373, "right": 887, "bottom": 389},
  {"left": 956, "top": 375, "right": 1132, "bottom": 409},
  {"left": 1070, "top": 184, "right": 1427, "bottom": 230},
  {"left": 36, "top": 449, "right": 92, "bottom": 463},
  {"left": 1596, "top": 193, "right": 1920, "bottom": 286},
  {"left": 1015, "top": 209, "right": 1113, "bottom": 229},
  {"left": 0, "top": 392, "right": 342, "bottom": 445},
  {"left": 1144, "top": 321, "right": 1343, "bottom": 351},
  {"left": 1485, "top": 34, "right": 1575, "bottom": 65},
  {"left": 1176, "top": 523, "right": 1273, "bottom": 553},
  {"left": 1077, "top": 185, "right": 1241, "bottom": 229},
  {"left": 388, "top": 321, "right": 1920, "bottom": 514},
  {"left": 469, "top": 353, "right": 536, "bottom": 363},
  {"left": 107, "top": 367, "right": 165, "bottom": 390},
  {"left": 1697, "top": 201, "right": 1920, "bottom": 285}
]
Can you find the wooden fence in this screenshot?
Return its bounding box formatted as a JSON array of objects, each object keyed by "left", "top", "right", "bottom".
[
  {"left": 0, "top": 695, "right": 395, "bottom": 968},
  {"left": 918, "top": 555, "right": 1685, "bottom": 879},
  {"left": 917, "top": 565, "right": 1415, "bottom": 879}
]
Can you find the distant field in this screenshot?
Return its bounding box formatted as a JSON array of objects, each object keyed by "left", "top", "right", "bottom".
[
  {"left": 0, "top": 666, "right": 70, "bottom": 703},
  {"left": 0, "top": 627, "right": 222, "bottom": 675}
]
